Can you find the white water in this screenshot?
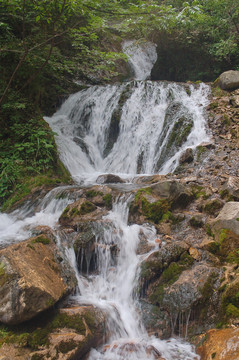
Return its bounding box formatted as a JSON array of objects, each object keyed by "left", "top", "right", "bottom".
[
  {"left": 122, "top": 40, "right": 157, "bottom": 80},
  {"left": 67, "top": 196, "right": 199, "bottom": 359},
  {"left": 45, "top": 81, "right": 210, "bottom": 183},
  {"left": 0, "top": 40, "right": 205, "bottom": 359}
]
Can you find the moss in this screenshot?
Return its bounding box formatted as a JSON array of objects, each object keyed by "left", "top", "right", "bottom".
[
  {"left": 211, "top": 352, "right": 217, "bottom": 359},
  {"left": 218, "top": 229, "right": 229, "bottom": 245},
  {"left": 32, "top": 236, "right": 50, "bottom": 245},
  {"left": 57, "top": 339, "right": 77, "bottom": 354},
  {"left": 199, "top": 272, "right": 217, "bottom": 302},
  {"left": 206, "top": 224, "right": 214, "bottom": 238},
  {"left": 219, "top": 189, "right": 234, "bottom": 201},
  {"left": 191, "top": 185, "right": 208, "bottom": 199},
  {"left": 149, "top": 252, "right": 194, "bottom": 305},
  {"left": 189, "top": 216, "right": 203, "bottom": 228},
  {"left": 209, "top": 102, "right": 218, "bottom": 109},
  {"left": 203, "top": 199, "right": 222, "bottom": 215},
  {"left": 226, "top": 250, "right": 239, "bottom": 265},
  {"left": 141, "top": 196, "right": 171, "bottom": 224},
  {"left": 0, "top": 309, "right": 96, "bottom": 351},
  {"left": 196, "top": 146, "right": 207, "bottom": 161},
  {"left": 0, "top": 262, "right": 8, "bottom": 286},
  {"left": 31, "top": 354, "right": 44, "bottom": 360},
  {"left": 103, "top": 193, "right": 112, "bottom": 209},
  {"left": 79, "top": 201, "right": 96, "bottom": 215},
  {"left": 86, "top": 190, "right": 103, "bottom": 198},
  {"left": 221, "top": 282, "right": 239, "bottom": 319},
  {"left": 167, "top": 117, "right": 193, "bottom": 149}
]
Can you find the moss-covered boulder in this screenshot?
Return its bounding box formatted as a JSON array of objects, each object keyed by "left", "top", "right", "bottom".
[
  {"left": 0, "top": 306, "right": 105, "bottom": 360},
  {"left": 0, "top": 236, "right": 76, "bottom": 325}
]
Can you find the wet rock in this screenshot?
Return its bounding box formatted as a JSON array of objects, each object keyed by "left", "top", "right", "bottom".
[
  {"left": 179, "top": 148, "right": 194, "bottom": 164},
  {"left": 140, "top": 241, "right": 189, "bottom": 283},
  {"left": 222, "top": 176, "right": 239, "bottom": 200},
  {"left": 0, "top": 236, "right": 76, "bottom": 325},
  {"left": 150, "top": 180, "right": 193, "bottom": 208},
  {"left": 218, "top": 70, "right": 239, "bottom": 91},
  {"left": 0, "top": 306, "right": 105, "bottom": 360},
  {"left": 161, "top": 264, "right": 220, "bottom": 313},
  {"left": 96, "top": 174, "right": 125, "bottom": 184},
  {"left": 59, "top": 198, "right": 105, "bottom": 227},
  {"left": 211, "top": 202, "right": 239, "bottom": 238},
  {"left": 195, "top": 328, "right": 239, "bottom": 360}
]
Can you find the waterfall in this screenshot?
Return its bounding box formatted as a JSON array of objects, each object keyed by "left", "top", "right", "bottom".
[
  {"left": 0, "top": 40, "right": 205, "bottom": 359},
  {"left": 45, "top": 81, "right": 210, "bottom": 183},
  {"left": 68, "top": 196, "right": 200, "bottom": 360}
]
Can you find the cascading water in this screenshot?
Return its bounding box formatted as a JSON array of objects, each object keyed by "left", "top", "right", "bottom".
[
  {"left": 45, "top": 63, "right": 210, "bottom": 183},
  {"left": 67, "top": 196, "right": 200, "bottom": 359},
  {"left": 0, "top": 40, "right": 208, "bottom": 359}
]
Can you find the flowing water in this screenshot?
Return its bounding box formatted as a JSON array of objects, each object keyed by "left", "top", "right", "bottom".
[{"left": 0, "top": 40, "right": 209, "bottom": 359}]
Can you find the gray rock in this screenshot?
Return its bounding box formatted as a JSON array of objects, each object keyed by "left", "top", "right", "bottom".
[
  {"left": 218, "top": 70, "right": 239, "bottom": 91},
  {"left": 222, "top": 176, "right": 239, "bottom": 200},
  {"left": 211, "top": 201, "right": 239, "bottom": 237},
  {"left": 230, "top": 95, "right": 239, "bottom": 107},
  {"left": 96, "top": 174, "right": 125, "bottom": 184},
  {"left": 150, "top": 180, "right": 193, "bottom": 208}
]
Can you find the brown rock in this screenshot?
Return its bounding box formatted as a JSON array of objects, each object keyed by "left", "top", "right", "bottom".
[
  {"left": 179, "top": 148, "right": 194, "bottom": 164},
  {"left": 0, "top": 236, "right": 75, "bottom": 324},
  {"left": 196, "top": 328, "right": 239, "bottom": 360}
]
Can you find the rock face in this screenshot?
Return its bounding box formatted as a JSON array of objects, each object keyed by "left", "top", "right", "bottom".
[
  {"left": 96, "top": 174, "right": 125, "bottom": 184},
  {"left": 218, "top": 70, "right": 239, "bottom": 90},
  {"left": 211, "top": 201, "right": 239, "bottom": 237},
  {"left": 223, "top": 176, "right": 239, "bottom": 200},
  {"left": 195, "top": 328, "right": 239, "bottom": 360},
  {"left": 0, "top": 235, "right": 76, "bottom": 325}
]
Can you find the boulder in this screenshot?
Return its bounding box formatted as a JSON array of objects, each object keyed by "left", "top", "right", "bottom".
[
  {"left": 161, "top": 264, "right": 219, "bottom": 312},
  {"left": 222, "top": 176, "right": 239, "bottom": 200},
  {"left": 0, "top": 306, "right": 105, "bottom": 360},
  {"left": 96, "top": 174, "right": 125, "bottom": 184},
  {"left": 211, "top": 202, "right": 239, "bottom": 237},
  {"left": 218, "top": 70, "right": 239, "bottom": 91},
  {"left": 179, "top": 148, "right": 194, "bottom": 164},
  {"left": 195, "top": 328, "right": 239, "bottom": 360},
  {"left": 0, "top": 235, "right": 76, "bottom": 325},
  {"left": 150, "top": 180, "right": 193, "bottom": 208}
]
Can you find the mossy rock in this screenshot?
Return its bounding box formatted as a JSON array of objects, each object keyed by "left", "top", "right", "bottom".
[
  {"left": 203, "top": 199, "right": 224, "bottom": 215},
  {"left": 221, "top": 280, "right": 239, "bottom": 320}
]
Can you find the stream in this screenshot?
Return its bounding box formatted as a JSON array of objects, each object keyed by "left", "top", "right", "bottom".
[{"left": 0, "top": 40, "right": 211, "bottom": 359}]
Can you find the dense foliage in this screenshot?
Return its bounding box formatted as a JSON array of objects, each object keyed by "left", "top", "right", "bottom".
[{"left": 0, "top": 0, "right": 238, "bottom": 208}]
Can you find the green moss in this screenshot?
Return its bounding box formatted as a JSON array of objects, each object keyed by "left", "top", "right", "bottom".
[
  {"left": 135, "top": 187, "right": 152, "bottom": 201},
  {"left": 209, "top": 102, "right": 218, "bottom": 109},
  {"left": 191, "top": 184, "right": 208, "bottom": 199},
  {"left": 86, "top": 190, "right": 103, "bottom": 198},
  {"left": 206, "top": 224, "right": 214, "bottom": 238},
  {"left": 189, "top": 216, "right": 203, "bottom": 228},
  {"left": 32, "top": 236, "right": 50, "bottom": 245},
  {"left": 226, "top": 250, "right": 239, "bottom": 265},
  {"left": 199, "top": 272, "right": 217, "bottom": 302},
  {"left": 211, "top": 352, "right": 216, "bottom": 359},
  {"left": 167, "top": 118, "right": 193, "bottom": 149},
  {"left": 57, "top": 339, "right": 77, "bottom": 354},
  {"left": 203, "top": 199, "right": 222, "bottom": 215},
  {"left": 196, "top": 146, "right": 207, "bottom": 161},
  {"left": 141, "top": 196, "right": 171, "bottom": 224},
  {"left": 218, "top": 229, "right": 229, "bottom": 245},
  {"left": 221, "top": 282, "right": 239, "bottom": 319},
  {"left": 79, "top": 201, "right": 96, "bottom": 215},
  {"left": 103, "top": 193, "right": 112, "bottom": 209},
  {"left": 149, "top": 252, "right": 194, "bottom": 305},
  {"left": 0, "top": 262, "right": 8, "bottom": 286}
]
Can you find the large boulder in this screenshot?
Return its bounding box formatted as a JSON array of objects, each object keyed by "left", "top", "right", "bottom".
[
  {"left": 211, "top": 202, "right": 239, "bottom": 238},
  {"left": 0, "top": 235, "right": 76, "bottom": 325},
  {"left": 0, "top": 306, "right": 105, "bottom": 360},
  {"left": 195, "top": 328, "right": 239, "bottom": 360},
  {"left": 218, "top": 70, "right": 239, "bottom": 91}
]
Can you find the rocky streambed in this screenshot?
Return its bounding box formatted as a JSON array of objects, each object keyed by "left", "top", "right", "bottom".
[{"left": 0, "top": 75, "right": 239, "bottom": 360}]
